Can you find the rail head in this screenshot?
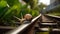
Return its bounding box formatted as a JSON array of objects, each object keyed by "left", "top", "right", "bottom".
[
  {"left": 6, "top": 24, "right": 31, "bottom": 34},
  {"left": 43, "top": 14, "right": 60, "bottom": 22},
  {"left": 45, "top": 14, "right": 60, "bottom": 18},
  {"left": 5, "top": 14, "right": 41, "bottom": 34}
]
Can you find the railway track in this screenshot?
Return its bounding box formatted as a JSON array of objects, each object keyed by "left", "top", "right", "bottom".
[
  {"left": 0, "top": 14, "right": 60, "bottom": 34},
  {"left": 36, "top": 14, "right": 60, "bottom": 34}
]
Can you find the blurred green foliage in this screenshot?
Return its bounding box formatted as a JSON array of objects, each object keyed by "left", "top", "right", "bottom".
[
  {"left": 46, "top": 8, "right": 60, "bottom": 16},
  {"left": 36, "top": 32, "right": 49, "bottom": 34},
  {"left": 0, "top": 0, "right": 46, "bottom": 26},
  {"left": 0, "top": 0, "right": 7, "bottom": 8},
  {"left": 23, "top": 0, "right": 38, "bottom": 9}
]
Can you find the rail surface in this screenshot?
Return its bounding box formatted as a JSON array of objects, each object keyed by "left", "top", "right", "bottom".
[{"left": 5, "top": 14, "right": 41, "bottom": 34}]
